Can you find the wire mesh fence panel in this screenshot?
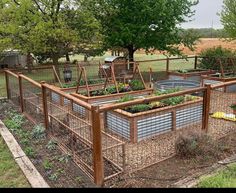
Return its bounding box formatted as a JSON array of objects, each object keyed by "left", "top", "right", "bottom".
[
  {"left": 46, "top": 88, "right": 96, "bottom": 181},
  {"left": 208, "top": 83, "right": 236, "bottom": 139},
  {"left": 19, "top": 67, "right": 56, "bottom": 84},
  {"left": 103, "top": 89, "right": 205, "bottom": 174},
  {"left": 169, "top": 58, "right": 195, "bottom": 71},
  {"left": 8, "top": 73, "right": 20, "bottom": 106},
  {"left": 21, "top": 78, "right": 44, "bottom": 124}
]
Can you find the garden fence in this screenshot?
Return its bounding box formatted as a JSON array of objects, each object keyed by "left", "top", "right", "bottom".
[{"left": 4, "top": 68, "right": 236, "bottom": 187}]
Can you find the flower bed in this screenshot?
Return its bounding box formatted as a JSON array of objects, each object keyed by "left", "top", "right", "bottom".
[
  {"left": 168, "top": 69, "right": 215, "bottom": 82},
  {"left": 105, "top": 89, "right": 203, "bottom": 143},
  {"left": 201, "top": 74, "right": 236, "bottom": 93}
]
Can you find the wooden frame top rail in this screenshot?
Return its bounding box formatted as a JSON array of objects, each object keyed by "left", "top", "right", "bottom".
[
  {"left": 98, "top": 87, "right": 206, "bottom": 112},
  {"left": 42, "top": 83, "right": 92, "bottom": 110},
  {"left": 137, "top": 56, "right": 199, "bottom": 63},
  {"left": 19, "top": 74, "right": 42, "bottom": 88},
  {"left": 4, "top": 70, "right": 19, "bottom": 78},
  {"left": 210, "top": 80, "right": 236, "bottom": 89}
]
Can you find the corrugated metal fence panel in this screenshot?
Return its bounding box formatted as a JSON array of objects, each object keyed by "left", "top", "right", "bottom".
[
  {"left": 72, "top": 103, "right": 86, "bottom": 117},
  {"left": 137, "top": 113, "right": 172, "bottom": 141},
  {"left": 106, "top": 112, "right": 130, "bottom": 140},
  {"left": 176, "top": 105, "right": 203, "bottom": 128}
]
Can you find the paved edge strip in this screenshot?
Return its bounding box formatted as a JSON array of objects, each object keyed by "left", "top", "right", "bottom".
[{"left": 0, "top": 120, "right": 50, "bottom": 188}]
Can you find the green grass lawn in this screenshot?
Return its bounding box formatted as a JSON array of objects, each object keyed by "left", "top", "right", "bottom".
[
  {"left": 0, "top": 136, "right": 30, "bottom": 188},
  {"left": 198, "top": 163, "right": 236, "bottom": 188}
]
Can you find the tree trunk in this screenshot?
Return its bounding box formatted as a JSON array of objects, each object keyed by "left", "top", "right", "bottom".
[
  {"left": 127, "top": 46, "right": 135, "bottom": 71},
  {"left": 84, "top": 55, "right": 88, "bottom": 62},
  {"left": 52, "top": 55, "right": 61, "bottom": 82},
  {"left": 127, "top": 47, "right": 135, "bottom": 62},
  {"left": 26, "top": 52, "right": 33, "bottom": 73},
  {"left": 66, "top": 53, "right": 70, "bottom": 62}
]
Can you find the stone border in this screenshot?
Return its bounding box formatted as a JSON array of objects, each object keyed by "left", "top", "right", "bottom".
[
  {"left": 0, "top": 120, "right": 50, "bottom": 188},
  {"left": 172, "top": 154, "right": 236, "bottom": 188}
]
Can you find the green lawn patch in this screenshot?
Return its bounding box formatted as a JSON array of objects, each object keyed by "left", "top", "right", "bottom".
[
  {"left": 198, "top": 163, "right": 236, "bottom": 188},
  {"left": 0, "top": 136, "right": 30, "bottom": 188}
]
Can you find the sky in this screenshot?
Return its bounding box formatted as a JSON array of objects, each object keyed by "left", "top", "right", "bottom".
[{"left": 181, "top": 0, "right": 224, "bottom": 29}]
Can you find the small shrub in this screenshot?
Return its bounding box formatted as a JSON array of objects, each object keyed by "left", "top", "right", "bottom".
[
  {"left": 58, "top": 154, "right": 71, "bottom": 163},
  {"left": 129, "top": 80, "right": 145, "bottom": 91},
  {"left": 199, "top": 46, "right": 236, "bottom": 71},
  {"left": 43, "top": 159, "right": 53, "bottom": 170},
  {"left": 48, "top": 173, "right": 58, "bottom": 181},
  {"left": 31, "top": 124, "right": 46, "bottom": 139},
  {"left": 117, "top": 95, "right": 134, "bottom": 103},
  {"left": 46, "top": 139, "right": 58, "bottom": 151},
  {"left": 175, "top": 132, "right": 220, "bottom": 158},
  {"left": 25, "top": 147, "right": 36, "bottom": 158}
]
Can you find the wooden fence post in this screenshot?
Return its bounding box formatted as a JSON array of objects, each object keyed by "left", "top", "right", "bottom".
[
  {"left": 4, "top": 70, "right": 10, "bottom": 99},
  {"left": 41, "top": 82, "right": 49, "bottom": 130},
  {"left": 194, "top": 55, "right": 198, "bottom": 69},
  {"left": 18, "top": 73, "right": 24, "bottom": 113},
  {"left": 166, "top": 57, "right": 170, "bottom": 72},
  {"left": 202, "top": 83, "right": 211, "bottom": 132},
  {"left": 91, "top": 105, "right": 104, "bottom": 186}
]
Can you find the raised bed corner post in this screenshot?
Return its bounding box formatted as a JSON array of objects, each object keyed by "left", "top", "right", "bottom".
[
  {"left": 202, "top": 83, "right": 211, "bottom": 133},
  {"left": 4, "top": 70, "right": 10, "bottom": 100},
  {"left": 18, "top": 72, "right": 24, "bottom": 113},
  {"left": 41, "top": 81, "right": 49, "bottom": 130},
  {"left": 91, "top": 105, "right": 104, "bottom": 186}
]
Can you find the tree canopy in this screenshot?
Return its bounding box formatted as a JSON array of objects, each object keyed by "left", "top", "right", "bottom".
[
  {"left": 81, "top": 0, "right": 199, "bottom": 60},
  {"left": 221, "top": 0, "right": 236, "bottom": 40},
  {"left": 0, "top": 0, "right": 103, "bottom": 64}
]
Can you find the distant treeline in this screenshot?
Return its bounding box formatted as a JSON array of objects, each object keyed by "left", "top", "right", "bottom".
[{"left": 184, "top": 28, "right": 227, "bottom": 38}]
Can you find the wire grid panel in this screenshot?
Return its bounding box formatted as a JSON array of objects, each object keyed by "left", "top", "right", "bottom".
[
  {"left": 208, "top": 84, "right": 236, "bottom": 139},
  {"left": 8, "top": 74, "right": 20, "bottom": 106},
  {"left": 20, "top": 68, "right": 55, "bottom": 84},
  {"left": 21, "top": 79, "right": 44, "bottom": 124},
  {"left": 47, "top": 99, "right": 95, "bottom": 180},
  {"left": 104, "top": 90, "right": 204, "bottom": 173}
]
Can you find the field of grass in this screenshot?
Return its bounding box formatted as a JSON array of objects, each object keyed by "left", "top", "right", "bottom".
[
  {"left": 198, "top": 163, "right": 236, "bottom": 188},
  {"left": 0, "top": 136, "right": 30, "bottom": 188}
]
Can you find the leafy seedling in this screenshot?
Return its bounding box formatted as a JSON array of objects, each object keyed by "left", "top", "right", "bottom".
[
  {"left": 31, "top": 124, "right": 46, "bottom": 139},
  {"left": 46, "top": 139, "right": 58, "bottom": 151},
  {"left": 43, "top": 159, "right": 53, "bottom": 171}
]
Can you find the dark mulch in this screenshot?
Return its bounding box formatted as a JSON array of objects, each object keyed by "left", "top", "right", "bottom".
[{"left": 0, "top": 99, "right": 96, "bottom": 188}]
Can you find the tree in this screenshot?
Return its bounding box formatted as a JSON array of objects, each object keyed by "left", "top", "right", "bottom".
[
  {"left": 81, "top": 0, "right": 199, "bottom": 61},
  {"left": 0, "top": 0, "right": 79, "bottom": 69},
  {"left": 221, "top": 0, "right": 236, "bottom": 40}
]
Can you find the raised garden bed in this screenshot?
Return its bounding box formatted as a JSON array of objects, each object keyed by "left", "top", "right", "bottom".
[
  {"left": 168, "top": 69, "right": 215, "bottom": 82},
  {"left": 201, "top": 74, "right": 236, "bottom": 92},
  {"left": 105, "top": 92, "right": 203, "bottom": 143}
]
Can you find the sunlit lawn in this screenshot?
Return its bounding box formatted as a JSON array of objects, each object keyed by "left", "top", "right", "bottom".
[
  {"left": 0, "top": 136, "right": 30, "bottom": 188},
  {"left": 198, "top": 163, "right": 236, "bottom": 188}
]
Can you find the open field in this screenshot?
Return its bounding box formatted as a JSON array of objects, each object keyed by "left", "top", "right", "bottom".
[{"left": 0, "top": 136, "right": 30, "bottom": 188}]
